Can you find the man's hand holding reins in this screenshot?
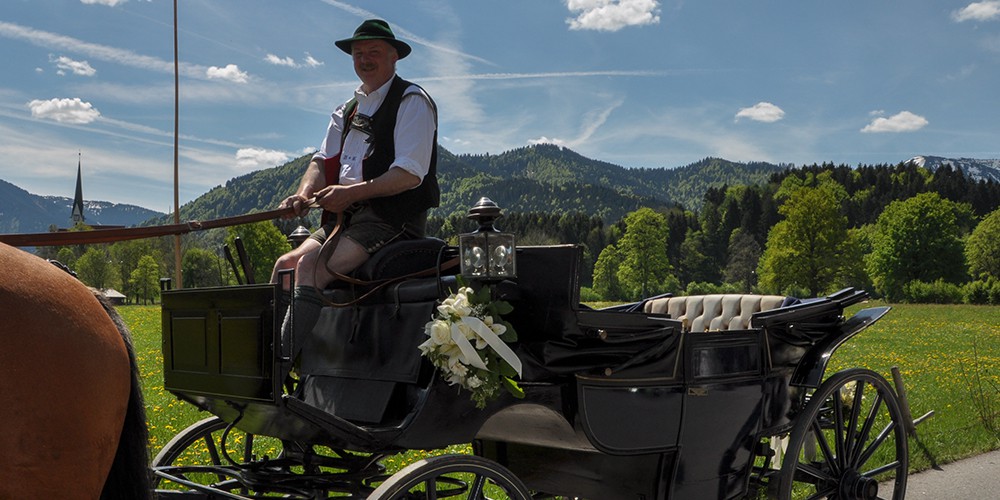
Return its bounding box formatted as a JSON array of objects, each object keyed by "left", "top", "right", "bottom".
[{"left": 279, "top": 194, "right": 313, "bottom": 218}]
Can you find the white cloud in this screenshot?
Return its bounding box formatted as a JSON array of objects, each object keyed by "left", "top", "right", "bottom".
[
  {"left": 51, "top": 55, "right": 96, "bottom": 76},
  {"left": 27, "top": 97, "right": 101, "bottom": 124},
  {"left": 235, "top": 147, "right": 290, "bottom": 170},
  {"left": 303, "top": 53, "right": 323, "bottom": 68},
  {"left": 265, "top": 53, "right": 324, "bottom": 69},
  {"left": 861, "top": 110, "right": 928, "bottom": 133},
  {"left": 265, "top": 54, "right": 297, "bottom": 67},
  {"left": 527, "top": 136, "right": 568, "bottom": 147},
  {"left": 952, "top": 1, "right": 1000, "bottom": 22},
  {"left": 735, "top": 102, "right": 785, "bottom": 123},
  {"left": 440, "top": 136, "right": 472, "bottom": 148},
  {"left": 81, "top": 0, "right": 128, "bottom": 6},
  {"left": 566, "top": 0, "right": 661, "bottom": 32},
  {"left": 206, "top": 64, "right": 249, "bottom": 83}
]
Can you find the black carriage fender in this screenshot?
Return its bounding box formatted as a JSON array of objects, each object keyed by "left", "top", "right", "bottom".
[{"left": 790, "top": 306, "right": 891, "bottom": 388}]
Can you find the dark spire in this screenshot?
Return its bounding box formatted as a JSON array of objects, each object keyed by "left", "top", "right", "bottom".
[{"left": 70, "top": 151, "right": 85, "bottom": 224}]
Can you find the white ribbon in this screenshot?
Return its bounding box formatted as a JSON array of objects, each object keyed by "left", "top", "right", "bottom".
[{"left": 449, "top": 316, "right": 523, "bottom": 376}]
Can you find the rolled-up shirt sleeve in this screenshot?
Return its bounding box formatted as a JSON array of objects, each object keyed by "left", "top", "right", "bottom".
[{"left": 391, "top": 90, "right": 436, "bottom": 184}]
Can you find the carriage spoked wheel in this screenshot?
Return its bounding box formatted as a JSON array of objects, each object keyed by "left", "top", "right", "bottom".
[
  {"left": 152, "top": 416, "right": 384, "bottom": 498},
  {"left": 368, "top": 454, "right": 532, "bottom": 500},
  {"left": 774, "top": 368, "right": 909, "bottom": 500},
  {"left": 150, "top": 416, "right": 277, "bottom": 495}
]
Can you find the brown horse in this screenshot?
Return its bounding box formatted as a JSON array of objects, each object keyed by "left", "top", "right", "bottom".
[{"left": 0, "top": 243, "right": 150, "bottom": 499}]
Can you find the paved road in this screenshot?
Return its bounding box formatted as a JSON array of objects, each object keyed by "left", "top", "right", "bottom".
[{"left": 880, "top": 449, "right": 1000, "bottom": 498}]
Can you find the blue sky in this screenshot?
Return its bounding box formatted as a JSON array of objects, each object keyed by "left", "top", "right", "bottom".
[{"left": 2, "top": 0, "right": 999, "bottom": 211}]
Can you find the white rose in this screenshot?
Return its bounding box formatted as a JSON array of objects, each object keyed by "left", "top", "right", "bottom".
[{"left": 429, "top": 320, "right": 451, "bottom": 345}]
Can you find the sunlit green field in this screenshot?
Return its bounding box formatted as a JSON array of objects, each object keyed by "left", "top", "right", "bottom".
[
  {"left": 120, "top": 301, "right": 1000, "bottom": 489},
  {"left": 828, "top": 303, "right": 1000, "bottom": 469}
]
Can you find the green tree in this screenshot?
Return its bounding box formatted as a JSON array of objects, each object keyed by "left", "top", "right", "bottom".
[
  {"left": 967, "top": 208, "right": 1000, "bottom": 280},
  {"left": 677, "top": 229, "right": 712, "bottom": 286},
  {"left": 615, "top": 208, "right": 674, "bottom": 300},
  {"left": 182, "top": 247, "right": 227, "bottom": 288},
  {"left": 75, "top": 246, "right": 117, "bottom": 290},
  {"left": 757, "top": 180, "right": 849, "bottom": 297},
  {"left": 111, "top": 239, "right": 160, "bottom": 299},
  {"left": 129, "top": 255, "right": 161, "bottom": 304},
  {"left": 866, "top": 192, "right": 971, "bottom": 301},
  {"left": 839, "top": 227, "right": 874, "bottom": 293},
  {"left": 226, "top": 221, "right": 292, "bottom": 284},
  {"left": 592, "top": 244, "right": 623, "bottom": 300},
  {"left": 723, "top": 228, "right": 761, "bottom": 292},
  {"left": 55, "top": 247, "right": 78, "bottom": 269}
]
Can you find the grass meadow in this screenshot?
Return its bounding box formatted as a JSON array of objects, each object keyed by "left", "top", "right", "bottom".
[{"left": 120, "top": 301, "right": 1000, "bottom": 478}]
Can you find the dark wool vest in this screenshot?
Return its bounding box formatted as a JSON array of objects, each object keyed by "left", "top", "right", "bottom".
[{"left": 336, "top": 76, "right": 440, "bottom": 227}]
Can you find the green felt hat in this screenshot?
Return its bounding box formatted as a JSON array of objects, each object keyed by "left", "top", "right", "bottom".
[{"left": 335, "top": 19, "right": 411, "bottom": 59}]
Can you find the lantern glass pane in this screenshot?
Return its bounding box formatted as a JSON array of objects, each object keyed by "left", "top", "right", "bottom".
[
  {"left": 460, "top": 233, "right": 489, "bottom": 277},
  {"left": 491, "top": 235, "right": 516, "bottom": 278}
]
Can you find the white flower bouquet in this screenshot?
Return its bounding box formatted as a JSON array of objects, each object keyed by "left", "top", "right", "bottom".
[{"left": 419, "top": 282, "right": 523, "bottom": 408}]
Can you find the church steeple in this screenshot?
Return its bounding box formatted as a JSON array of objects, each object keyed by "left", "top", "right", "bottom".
[{"left": 70, "top": 152, "right": 85, "bottom": 224}]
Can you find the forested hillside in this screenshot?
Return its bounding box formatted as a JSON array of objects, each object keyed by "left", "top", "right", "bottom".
[
  {"left": 134, "top": 144, "right": 782, "bottom": 252},
  {"left": 158, "top": 144, "right": 783, "bottom": 230},
  {"left": 19, "top": 144, "right": 1000, "bottom": 306},
  {"left": 443, "top": 146, "right": 784, "bottom": 217}
]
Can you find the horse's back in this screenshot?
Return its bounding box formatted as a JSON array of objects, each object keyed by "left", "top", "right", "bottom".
[{"left": 0, "top": 243, "right": 131, "bottom": 498}]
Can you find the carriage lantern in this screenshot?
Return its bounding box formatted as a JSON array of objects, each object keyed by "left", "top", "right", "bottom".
[
  {"left": 287, "top": 225, "right": 312, "bottom": 247},
  {"left": 459, "top": 197, "right": 516, "bottom": 280}
]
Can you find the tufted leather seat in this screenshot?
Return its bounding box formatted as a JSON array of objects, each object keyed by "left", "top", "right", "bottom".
[{"left": 642, "top": 294, "right": 786, "bottom": 332}]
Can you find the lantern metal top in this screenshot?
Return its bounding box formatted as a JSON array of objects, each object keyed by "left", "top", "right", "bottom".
[
  {"left": 288, "top": 225, "right": 312, "bottom": 246},
  {"left": 467, "top": 197, "right": 503, "bottom": 231}
]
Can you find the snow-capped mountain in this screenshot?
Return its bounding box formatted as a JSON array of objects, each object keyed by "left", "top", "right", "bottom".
[{"left": 907, "top": 156, "right": 1000, "bottom": 183}]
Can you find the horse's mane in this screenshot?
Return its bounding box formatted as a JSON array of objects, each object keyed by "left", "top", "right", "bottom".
[{"left": 93, "top": 292, "right": 152, "bottom": 500}]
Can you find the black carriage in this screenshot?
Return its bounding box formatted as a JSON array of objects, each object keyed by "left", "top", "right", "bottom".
[{"left": 154, "top": 202, "right": 924, "bottom": 499}]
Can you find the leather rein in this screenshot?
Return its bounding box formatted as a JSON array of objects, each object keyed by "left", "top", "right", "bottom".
[{"left": 0, "top": 206, "right": 298, "bottom": 247}]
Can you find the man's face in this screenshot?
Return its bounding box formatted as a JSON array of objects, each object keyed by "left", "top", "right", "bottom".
[{"left": 352, "top": 39, "right": 398, "bottom": 91}]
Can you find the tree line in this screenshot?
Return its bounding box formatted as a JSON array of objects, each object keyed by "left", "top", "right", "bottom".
[
  {"left": 585, "top": 162, "right": 1000, "bottom": 303},
  {"left": 36, "top": 161, "right": 1000, "bottom": 305}
]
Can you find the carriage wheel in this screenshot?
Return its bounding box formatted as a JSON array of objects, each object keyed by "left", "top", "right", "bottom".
[
  {"left": 150, "top": 416, "right": 284, "bottom": 494},
  {"left": 774, "top": 368, "right": 908, "bottom": 500},
  {"left": 368, "top": 454, "right": 532, "bottom": 500}
]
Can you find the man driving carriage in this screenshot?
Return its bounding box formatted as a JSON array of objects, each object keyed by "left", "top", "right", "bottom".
[{"left": 270, "top": 19, "right": 440, "bottom": 357}]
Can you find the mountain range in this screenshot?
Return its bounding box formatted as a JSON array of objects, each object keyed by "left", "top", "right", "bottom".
[
  {"left": 3, "top": 147, "right": 999, "bottom": 236},
  {"left": 906, "top": 156, "right": 1000, "bottom": 184},
  {"left": 0, "top": 179, "right": 164, "bottom": 234},
  {"left": 150, "top": 145, "right": 787, "bottom": 233}
]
